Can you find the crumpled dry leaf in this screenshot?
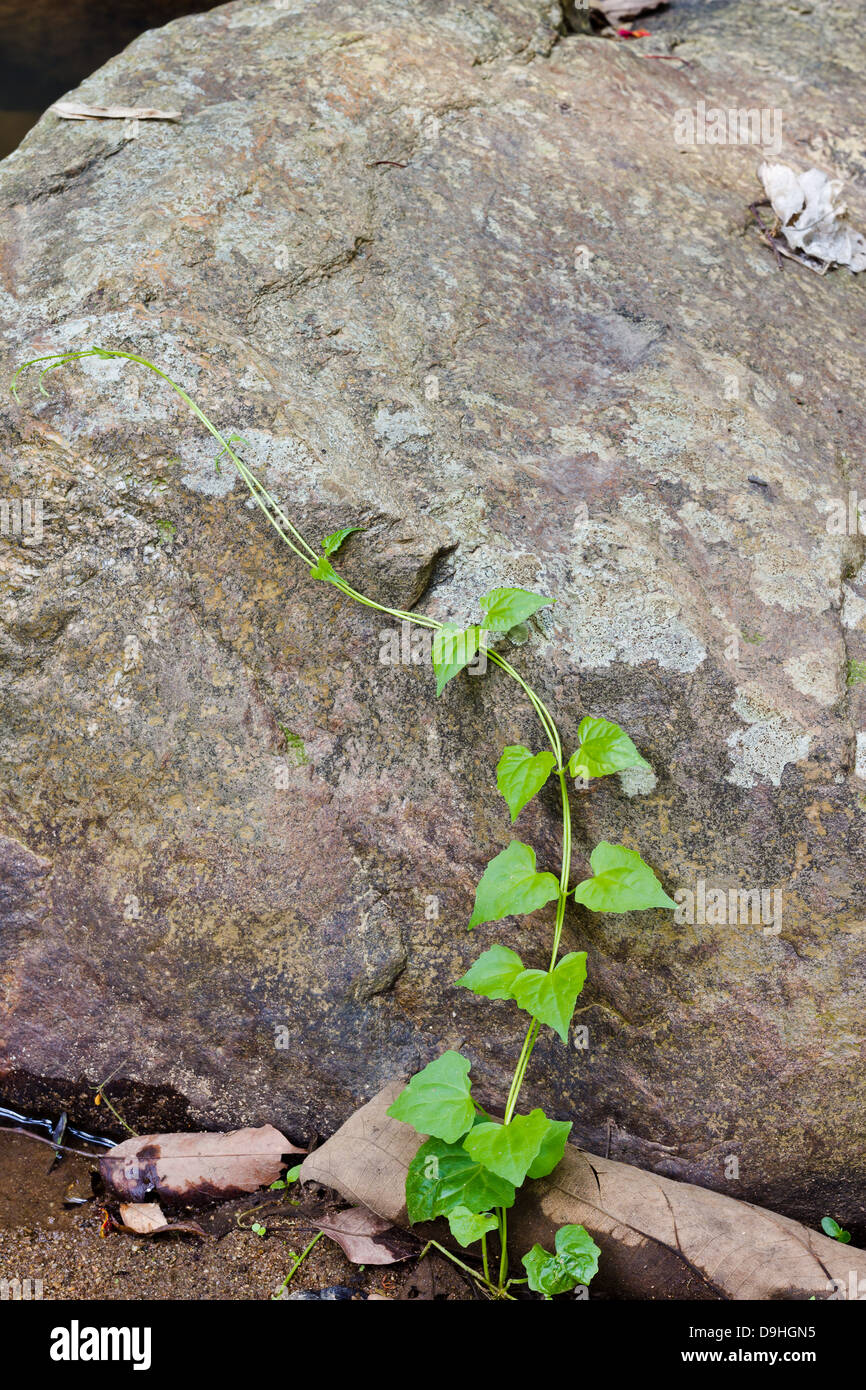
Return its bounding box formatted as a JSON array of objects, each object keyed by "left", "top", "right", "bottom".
[
  {"left": 117, "top": 1200, "right": 207, "bottom": 1238},
  {"left": 118, "top": 1200, "right": 166, "bottom": 1234},
  {"left": 314, "top": 1206, "right": 418, "bottom": 1265},
  {"left": 759, "top": 162, "right": 866, "bottom": 271},
  {"left": 52, "top": 102, "right": 181, "bottom": 122},
  {"left": 592, "top": 0, "right": 665, "bottom": 22},
  {"left": 303, "top": 1083, "right": 866, "bottom": 1300},
  {"left": 101, "top": 1125, "right": 302, "bottom": 1205}
]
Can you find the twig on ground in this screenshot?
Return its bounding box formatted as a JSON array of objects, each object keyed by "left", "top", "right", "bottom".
[{"left": 1, "top": 1126, "right": 105, "bottom": 1159}]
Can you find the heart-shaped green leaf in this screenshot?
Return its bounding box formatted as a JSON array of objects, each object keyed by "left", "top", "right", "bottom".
[
  {"left": 431, "top": 624, "right": 482, "bottom": 697},
  {"left": 406, "top": 1137, "right": 516, "bottom": 1223},
  {"left": 522, "top": 1224, "right": 601, "bottom": 1298},
  {"left": 320, "top": 525, "right": 363, "bottom": 557},
  {"left": 573, "top": 842, "right": 676, "bottom": 913},
  {"left": 446, "top": 1206, "right": 499, "bottom": 1249},
  {"left": 464, "top": 1109, "right": 557, "bottom": 1186},
  {"left": 386, "top": 1051, "right": 475, "bottom": 1143},
  {"left": 527, "top": 1118, "right": 572, "bottom": 1179},
  {"left": 468, "top": 841, "right": 560, "bottom": 930},
  {"left": 457, "top": 944, "right": 525, "bottom": 999},
  {"left": 567, "top": 716, "right": 651, "bottom": 781},
  {"left": 510, "top": 951, "right": 587, "bottom": 1043},
  {"left": 496, "top": 745, "right": 557, "bottom": 822},
  {"left": 479, "top": 587, "right": 553, "bottom": 631}
]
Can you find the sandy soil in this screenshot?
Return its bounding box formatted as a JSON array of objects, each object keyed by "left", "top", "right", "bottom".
[{"left": 0, "top": 1131, "right": 469, "bottom": 1300}]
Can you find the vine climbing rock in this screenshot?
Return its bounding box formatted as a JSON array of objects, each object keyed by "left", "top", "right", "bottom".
[{"left": 0, "top": 0, "right": 864, "bottom": 1239}]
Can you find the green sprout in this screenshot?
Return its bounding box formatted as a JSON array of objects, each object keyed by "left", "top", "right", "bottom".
[{"left": 821, "top": 1216, "right": 851, "bottom": 1243}]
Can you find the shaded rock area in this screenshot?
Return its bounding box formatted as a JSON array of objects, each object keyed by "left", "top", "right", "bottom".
[{"left": 0, "top": 0, "right": 864, "bottom": 1234}]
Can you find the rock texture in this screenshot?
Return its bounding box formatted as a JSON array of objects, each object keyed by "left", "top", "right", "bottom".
[{"left": 0, "top": 0, "right": 864, "bottom": 1233}]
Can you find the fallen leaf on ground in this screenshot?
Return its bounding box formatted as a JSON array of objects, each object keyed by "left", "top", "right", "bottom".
[
  {"left": 119, "top": 1201, "right": 166, "bottom": 1234},
  {"left": 117, "top": 1200, "right": 207, "bottom": 1238},
  {"left": 101, "top": 1126, "right": 303, "bottom": 1205},
  {"left": 758, "top": 163, "right": 866, "bottom": 272},
  {"left": 314, "top": 1206, "right": 419, "bottom": 1265},
  {"left": 52, "top": 102, "right": 181, "bottom": 122}
]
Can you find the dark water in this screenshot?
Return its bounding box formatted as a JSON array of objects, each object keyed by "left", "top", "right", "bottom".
[{"left": 0, "top": 0, "right": 216, "bottom": 158}]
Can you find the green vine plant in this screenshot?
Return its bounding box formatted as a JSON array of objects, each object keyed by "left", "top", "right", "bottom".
[{"left": 12, "top": 347, "right": 678, "bottom": 1300}]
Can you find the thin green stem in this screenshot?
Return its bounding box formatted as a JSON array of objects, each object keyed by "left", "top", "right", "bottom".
[
  {"left": 92, "top": 1062, "right": 138, "bottom": 1137},
  {"left": 93, "top": 1091, "right": 137, "bottom": 1137},
  {"left": 481, "top": 1232, "right": 490, "bottom": 1286},
  {"left": 501, "top": 770, "right": 573, "bottom": 1135},
  {"left": 498, "top": 1208, "right": 508, "bottom": 1287},
  {"left": 496, "top": 772, "right": 573, "bottom": 1285},
  {"left": 332, "top": 578, "right": 443, "bottom": 631},
  {"left": 550, "top": 768, "right": 573, "bottom": 965},
  {"left": 507, "top": 1031, "right": 534, "bottom": 1116},
  {"left": 87, "top": 349, "right": 316, "bottom": 566},
  {"left": 271, "top": 1230, "right": 323, "bottom": 1299},
  {"left": 418, "top": 1240, "right": 514, "bottom": 1299},
  {"left": 503, "top": 1019, "right": 538, "bottom": 1125},
  {"left": 487, "top": 650, "right": 561, "bottom": 764},
  {"left": 231, "top": 453, "right": 320, "bottom": 566}
]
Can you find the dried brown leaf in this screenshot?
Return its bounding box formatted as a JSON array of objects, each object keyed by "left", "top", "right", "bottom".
[
  {"left": 117, "top": 1200, "right": 207, "bottom": 1238},
  {"left": 118, "top": 1200, "right": 167, "bottom": 1234},
  {"left": 101, "top": 1125, "right": 303, "bottom": 1205},
  {"left": 314, "top": 1206, "right": 418, "bottom": 1265}
]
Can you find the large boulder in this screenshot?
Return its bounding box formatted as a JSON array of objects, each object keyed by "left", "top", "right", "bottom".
[{"left": 1, "top": 0, "right": 864, "bottom": 1234}]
